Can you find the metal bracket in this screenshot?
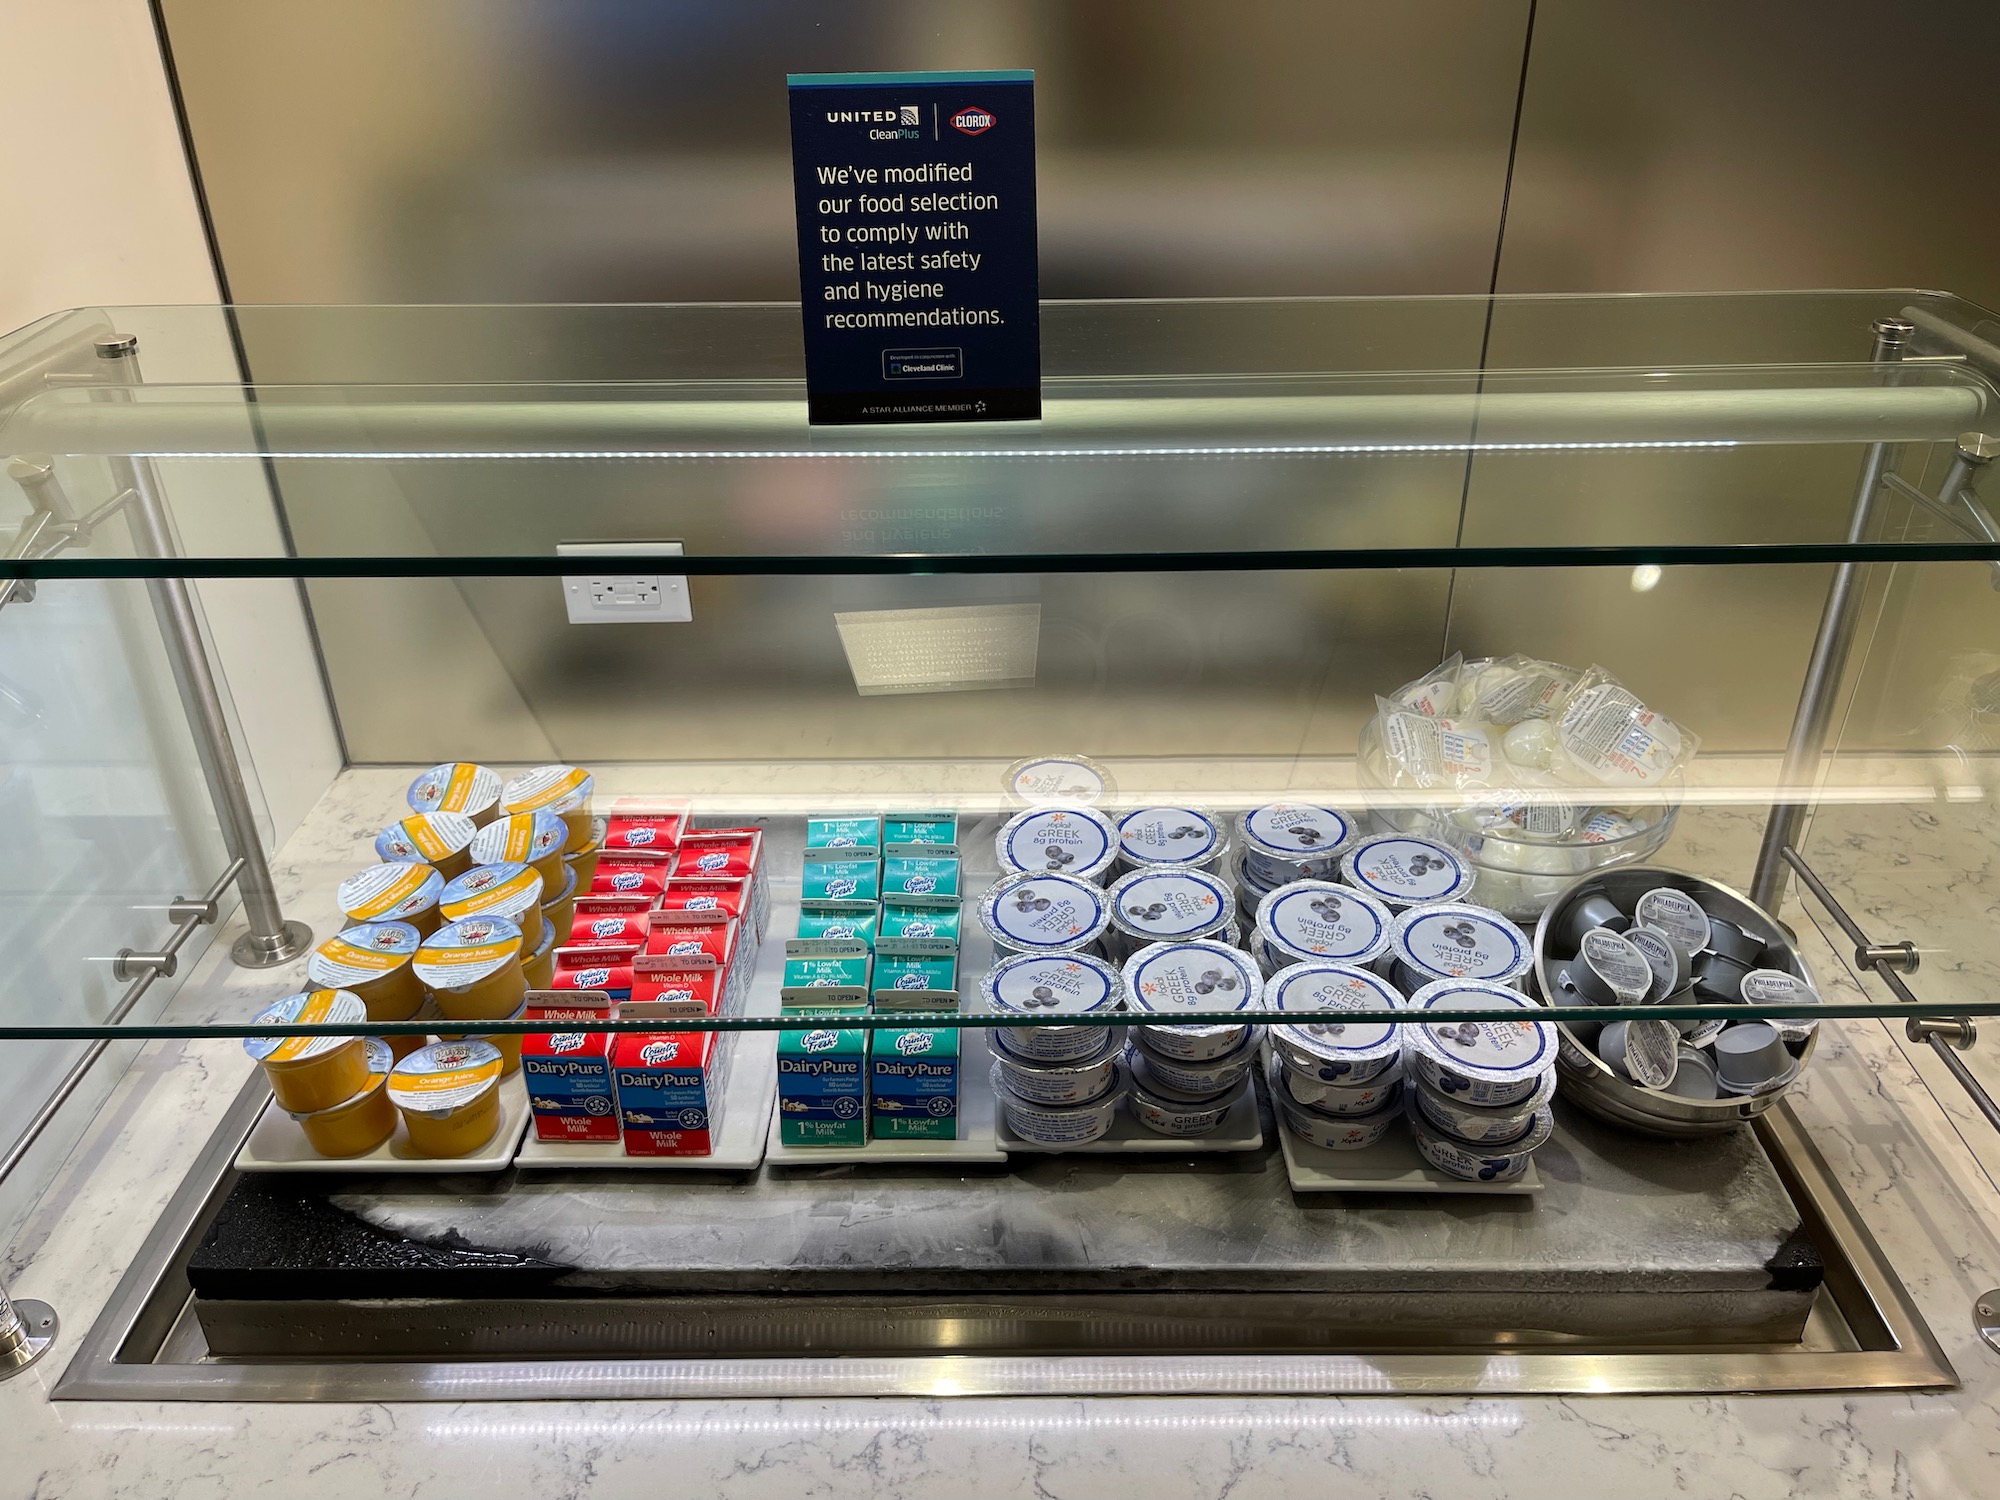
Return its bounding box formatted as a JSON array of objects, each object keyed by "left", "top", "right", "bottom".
[
  {"left": 1978, "top": 1290, "right": 2000, "bottom": 1357},
  {"left": 110, "top": 950, "right": 176, "bottom": 983},
  {"left": 1860, "top": 941, "right": 1920, "bottom": 974},
  {"left": 0, "top": 1293, "right": 58, "bottom": 1381},
  {"left": 1908, "top": 1016, "right": 1977, "bottom": 1049}
]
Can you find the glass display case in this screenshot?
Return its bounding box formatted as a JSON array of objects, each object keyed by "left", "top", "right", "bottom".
[{"left": 4, "top": 291, "right": 2000, "bottom": 1399}]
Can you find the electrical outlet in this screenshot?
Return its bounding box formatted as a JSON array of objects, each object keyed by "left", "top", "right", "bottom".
[{"left": 557, "top": 541, "right": 691, "bottom": 625}]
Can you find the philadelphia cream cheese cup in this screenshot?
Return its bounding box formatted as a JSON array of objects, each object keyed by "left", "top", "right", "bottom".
[
  {"left": 1389, "top": 903, "right": 1531, "bottom": 991},
  {"left": 995, "top": 805, "right": 1119, "bottom": 884},
  {"left": 469, "top": 808, "right": 570, "bottom": 891},
  {"left": 291, "top": 1037, "right": 398, "bottom": 1158},
  {"left": 1404, "top": 978, "right": 1559, "bottom": 1108},
  {"left": 1338, "top": 834, "right": 1474, "bottom": 912},
  {"left": 1235, "top": 802, "right": 1355, "bottom": 887},
  {"left": 1632, "top": 887, "right": 1711, "bottom": 954},
  {"left": 501, "top": 764, "right": 596, "bottom": 852},
  {"left": 1411, "top": 1064, "right": 1556, "bottom": 1143},
  {"left": 979, "top": 870, "right": 1112, "bottom": 957},
  {"left": 1269, "top": 1056, "right": 1402, "bottom": 1150},
  {"left": 981, "top": 951, "right": 1125, "bottom": 1063},
  {"left": 1265, "top": 962, "right": 1405, "bottom": 1083},
  {"left": 440, "top": 860, "right": 546, "bottom": 930},
  {"left": 1114, "top": 805, "right": 1229, "bottom": 874},
  {"left": 993, "top": 1060, "right": 1125, "bottom": 1146},
  {"left": 374, "top": 811, "right": 478, "bottom": 879},
  {"left": 1004, "top": 754, "right": 1114, "bottom": 808},
  {"left": 387, "top": 1039, "right": 506, "bottom": 1158},
  {"left": 1126, "top": 1051, "right": 1245, "bottom": 1137},
  {"left": 1129, "top": 1027, "right": 1257, "bottom": 1096},
  {"left": 244, "top": 989, "right": 372, "bottom": 1115},
  {"left": 1105, "top": 866, "right": 1235, "bottom": 961},
  {"left": 415, "top": 915, "right": 527, "bottom": 1021},
  {"left": 989, "top": 1029, "right": 1122, "bottom": 1105},
  {"left": 1561, "top": 928, "right": 1655, "bottom": 1006},
  {"left": 1739, "top": 967, "right": 1821, "bottom": 1045},
  {"left": 1254, "top": 881, "right": 1394, "bottom": 971},
  {"left": 1121, "top": 939, "right": 1264, "bottom": 1061},
  {"left": 306, "top": 921, "right": 424, "bottom": 1021},
  {"left": 1406, "top": 1095, "right": 1552, "bottom": 1182},
  {"left": 1279, "top": 1056, "right": 1404, "bottom": 1117},
  {"left": 406, "top": 762, "right": 503, "bottom": 826},
  {"left": 338, "top": 862, "right": 445, "bottom": 938}
]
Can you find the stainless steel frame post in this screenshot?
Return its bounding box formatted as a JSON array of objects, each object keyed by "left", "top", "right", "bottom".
[
  {"left": 90, "top": 335, "right": 309, "bottom": 967},
  {"left": 1750, "top": 318, "right": 1917, "bottom": 910},
  {"left": 0, "top": 1284, "right": 57, "bottom": 1380}
]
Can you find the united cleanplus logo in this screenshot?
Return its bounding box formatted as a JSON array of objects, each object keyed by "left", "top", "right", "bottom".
[{"left": 950, "top": 105, "right": 995, "bottom": 135}]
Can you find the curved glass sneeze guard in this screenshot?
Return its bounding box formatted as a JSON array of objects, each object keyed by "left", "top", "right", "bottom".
[{"left": 3, "top": 292, "right": 2000, "bottom": 576}]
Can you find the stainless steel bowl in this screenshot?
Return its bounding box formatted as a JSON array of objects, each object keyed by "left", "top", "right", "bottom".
[{"left": 1531, "top": 866, "right": 1820, "bottom": 1138}]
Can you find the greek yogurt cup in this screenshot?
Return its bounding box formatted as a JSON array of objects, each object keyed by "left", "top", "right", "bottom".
[
  {"left": 1122, "top": 939, "right": 1264, "bottom": 1061},
  {"left": 1406, "top": 1095, "right": 1553, "bottom": 1182},
  {"left": 1235, "top": 803, "right": 1355, "bottom": 886},
  {"left": 1278, "top": 1055, "right": 1404, "bottom": 1116},
  {"left": 1265, "top": 962, "right": 1406, "bottom": 1083},
  {"left": 1106, "top": 866, "right": 1236, "bottom": 958},
  {"left": 1114, "top": 805, "right": 1228, "bottom": 874},
  {"left": 1410, "top": 1065, "right": 1557, "bottom": 1143},
  {"left": 1005, "top": 754, "right": 1114, "bottom": 808},
  {"left": 1338, "top": 835, "right": 1475, "bottom": 911},
  {"left": 981, "top": 951, "right": 1126, "bottom": 1063},
  {"left": 979, "top": 871, "right": 1112, "bottom": 957},
  {"left": 1126, "top": 1052, "right": 1245, "bottom": 1136},
  {"left": 1404, "top": 979, "right": 1559, "bottom": 1108},
  {"left": 1389, "top": 902, "right": 1531, "bottom": 990},
  {"left": 994, "top": 1061, "right": 1126, "bottom": 1145},
  {"left": 1270, "top": 1057, "right": 1403, "bottom": 1150},
  {"left": 990, "top": 1030, "right": 1122, "bottom": 1105},
  {"left": 995, "top": 805, "right": 1119, "bottom": 884},
  {"left": 1129, "top": 1028, "right": 1257, "bottom": 1096},
  {"left": 1254, "top": 881, "right": 1394, "bottom": 971}
]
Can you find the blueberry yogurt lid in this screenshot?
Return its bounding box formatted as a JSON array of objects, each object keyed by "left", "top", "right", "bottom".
[
  {"left": 979, "top": 871, "right": 1112, "bottom": 953},
  {"left": 995, "top": 805, "right": 1119, "bottom": 882},
  {"left": 1391, "top": 903, "right": 1531, "bottom": 986},
  {"left": 1255, "top": 881, "right": 1394, "bottom": 965},
  {"left": 1116, "top": 805, "right": 1227, "bottom": 870},
  {"left": 983, "top": 951, "right": 1124, "bottom": 1016},
  {"left": 1266, "top": 963, "right": 1405, "bottom": 1069},
  {"left": 1005, "top": 754, "right": 1113, "bottom": 807},
  {"left": 1122, "top": 940, "right": 1264, "bottom": 1018},
  {"left": 1406, "top": 979, "right": 1558, "bottom": 1087},
  {"left": 1107, "top": 866, "right": 1235, "bottom": 942},
  {"left": 1236, "top": 803, "right": 1354, "bottom": 867},
  {"left": 1338, "top": 835, "right": 1474, "bottom": 909}
]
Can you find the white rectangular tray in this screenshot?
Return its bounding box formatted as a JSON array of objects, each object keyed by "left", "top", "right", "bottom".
[
  {"left": 1275, "top": 1113, "right": 1543, "bottom": 1195},
  {"left": 765, "top": 1026, "right": 1005, "bottom": 1166},
  {"left": 235, "top": 1073, "right": 532, "bottom": 1174},
  {"left": 513, "top": 1036, "right": 776, "bottom": 1171},
  {"left": 998, "top": 1085, "right": 1263, "bottom": 1155}
]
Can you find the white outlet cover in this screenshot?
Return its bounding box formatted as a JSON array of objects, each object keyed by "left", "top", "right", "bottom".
[{"left": 557, "top": 540, "right": 691, "bottom": 624}]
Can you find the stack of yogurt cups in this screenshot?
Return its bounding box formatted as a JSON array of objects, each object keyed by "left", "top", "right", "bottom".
[
  {"left": 1264, "top": 962, "right": 1411, "bottom": 1150},
  {"left": 1120, "top": 938, "right": 1264, "bottom": 1138},
  {"left": 1101, "top": 864, "right": 1239, "bottom": 963},
  {"left": 1232, "top": 803, "right": 1358, "bottom": 921},
  {"left": 1400, "top": 979, "right": 1559, "bottom": 1183},
  {"left": 1110, "top": 805, "right": 1231, "bottom": 879},
  {"left": 984, "top": 949, "right": 1131, "bottom": 1146},
  {"left": 993, "top": 805, "right": 1121, "bottom": 886}
]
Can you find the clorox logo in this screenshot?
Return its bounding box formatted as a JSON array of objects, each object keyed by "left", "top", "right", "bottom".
[
  {"left": 951, "top": 105, "right": 995, "bottom": 135},
  {"left": 802, "top": 1030, "right": 838, "bottom": 1052},
  {"left": 550, "top": 1033, "right": 586, "bottom": 1053},
  {"left": 896, "top": 1032, "right": 934, "bottom": 1055},
  {"left": 639, "top": 1040, "right": 679, "bottom": 1065},
  {"left": 591, "top": 917, "right": 625, "bottom": 937},
  {"left": 577, "top": 967, "right": 612, "bottom": 988},
  {"left": 625, "top": 827, "right": 656, "bottom": 846}
]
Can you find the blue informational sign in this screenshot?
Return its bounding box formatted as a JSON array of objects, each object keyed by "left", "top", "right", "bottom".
[{"left": 787, "top": 69, "right": 1040, "bottom": 425}]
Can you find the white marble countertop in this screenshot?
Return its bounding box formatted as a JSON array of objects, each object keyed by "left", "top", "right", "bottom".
[{"left": 9, "top": 769, "right": 2000, "bottom": 1499}]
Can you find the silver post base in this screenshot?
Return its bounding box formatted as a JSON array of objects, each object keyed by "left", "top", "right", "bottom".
[
  {"left": 231, "top": 919, "right": 313, "bottom": 969},
  {"left": 0, "top": 1299, "right": 57, "bottom": 1380}
]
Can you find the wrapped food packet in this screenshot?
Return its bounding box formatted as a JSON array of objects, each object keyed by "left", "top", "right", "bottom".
[
  {"left": 1391, "top": 654, "right": 1464, "bottom": 718},
  {"left": 1463, "top": 655, "right": 1582, "bottom": 727},
  {"left": 1451, "top": 771, "right": 1582, "bottom": 842},
  {"left": 1553, "top": 668, "right": 1700, "bottom": 786},
  {"left": 1376, "top": 697, "right": 1495, "bottom": 789}
]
